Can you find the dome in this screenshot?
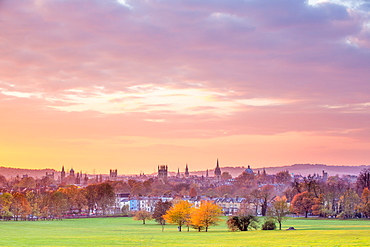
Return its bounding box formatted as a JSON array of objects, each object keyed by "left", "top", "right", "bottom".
[{"left": 245, "top": 165, "right": 253, "bottom": 174}]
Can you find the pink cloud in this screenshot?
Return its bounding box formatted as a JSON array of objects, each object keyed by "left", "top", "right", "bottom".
[{"left": 1, "top": 0, "right": 370, "bottom": 171}]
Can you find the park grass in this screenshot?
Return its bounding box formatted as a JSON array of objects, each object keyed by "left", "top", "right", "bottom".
[{"left": 0, "top": 217, "right": 370, "bottom": 246}]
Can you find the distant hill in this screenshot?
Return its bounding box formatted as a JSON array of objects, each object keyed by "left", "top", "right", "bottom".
[
  {"left": 191, "top": 164, "right": 370, "bottom": 177},
  {"left": 0, "top": 166, "right": 58, "bottom": 179}
]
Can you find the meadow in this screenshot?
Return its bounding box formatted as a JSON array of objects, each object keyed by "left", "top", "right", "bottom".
[{"left": 0, "top": 217, "right": 369, "bottom": 246}]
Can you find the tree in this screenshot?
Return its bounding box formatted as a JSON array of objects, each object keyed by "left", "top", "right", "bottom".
[
  {"left": 38, "top": 176, "right": 55, "bottom": 188},
  {"left": 312, "top": 194, "right": 325, "bottom": 217},
  {"left": 0, "top": 192, "right": 13, "bottom": 220},
  {"left": 216, "top": 185, "right": 234, "bottom": 197},
  {"left": 221, "top": 172, "right": 232, "bottom": 181},
  {"left": 16, "top": 177, "right": 36, "bottom": 189},
  {"left": 26, "top": 191, "right": 42, "bottom": 220},
  {"left": 259, "top": 185, "right": 276, "bottom": 216},
  {"left": 324, "top": 175, "right": 350, "bottom": 215},
  {"left": 10, "top": 192, "right": 31, "bottom": 221},
  {"left": 249, "top": 189, "right": 261, "bottom": 215},
  {"left": 173, "top": 183, "right": 190, "bottom": 194},
  {"left": 190, "top": 201, "right": 222, "bottom": 232},
  {"left": 163, "top": 200, "right": 193, "bottom": 232},
  {"left": 83, "top": 184, "right": 99, "bottom": 215},
  {"left": 142, "top": 180, "right": 153, "bottom": 195},
  {"left": 49, "top": 191, "right": 68, "bottom": 219},
  {"left": 226, "top": 214, "right": 259, "bottom": 231},
  {"left": 152, "top": 200, "right": 172, "bottom": 226},
  {"left": 96, "top": 183, "right": 115, "bottom": 215},
  {"left": 268, "top": 196, "right": 289, "bottom": 230},
  {"left": 261, "top": 218, "right": 276, "bottom": 230},
  {"left": 357, "top": 168, "right": 370, "bottom": 192},
  {"left": 275, "top": 171, "right": 292, "bottom": 195},
  {"left": 189, "top": 187, "right": 197, "bottom": 198},
  {"left": 0, "top": 175, "right": 7, "bottom": 188},
  {"left": 84, "top": 183, "right": 115, "bottom": 215},
  {"left": 338, "top": 189, "right": 360, "bottom": 219},
  {"left": 302, "top": 175, "right": 322, "bottom": 197},
  {"left": 358, "top": 187, "right": 370, "bottom": 218},
  {"left": 61, "top": 185, "right": 87, "bottom": 214},
  {"left": 131, "top": 182, "right": 145, "bottom": 196},
  {"left": 275, "top": 171, "right": 292, "bottom": 185},
  {"left": 250, "top": 185, "right": 276, "bottom": 216},
  {"left": 133, "top": 210, "right": 152, "bottom": 224},
  {"left": 235, "top": 172, "right": 255, "bottom": 188},
  {"left": 291, "top": 191, "right": 315, "bottom": 218},
  {"left": 39, "top": 192, "right": 52, "bottom": 219}
]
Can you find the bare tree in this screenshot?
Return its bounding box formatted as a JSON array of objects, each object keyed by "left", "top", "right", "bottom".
[{"left": 357, "top": 168, "right": 370, "bottom": 192}]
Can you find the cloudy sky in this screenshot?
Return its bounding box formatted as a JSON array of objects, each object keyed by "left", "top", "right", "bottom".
[{"left": 0, "top": 0, "right": 369, "bottom": 174}]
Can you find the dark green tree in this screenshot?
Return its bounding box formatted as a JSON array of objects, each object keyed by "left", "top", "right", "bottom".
[
  {"left": 261, "top": 218, "right": 276, "bottom": 230},
  {"left": 226, "top": 214, "right": 259, "bottom": 231}
]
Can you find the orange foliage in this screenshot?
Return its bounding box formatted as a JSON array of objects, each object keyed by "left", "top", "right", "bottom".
[
  {"left": 163, "top": 200, "right": 193, "bottom": 231},
  {"left": 190, "top": 201, "right": 222, "bottom": 232}
]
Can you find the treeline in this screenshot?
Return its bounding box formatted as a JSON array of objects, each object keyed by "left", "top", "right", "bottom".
[
  {"left": 290, "top": 185, "right": 370, "bottom": 219},
  {"left": 0, "top": 183, "right": 115, "bottom": 221},
  {"left": 2, "top": 167, "right": 370, "bottom": 221},
  {"left": 232, "top": 168, "right": 370, "bottom": 219}
]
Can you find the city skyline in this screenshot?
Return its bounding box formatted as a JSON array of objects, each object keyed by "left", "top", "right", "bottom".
[{"left": 1, "top": 0, "right": 370, "bottom": 174}]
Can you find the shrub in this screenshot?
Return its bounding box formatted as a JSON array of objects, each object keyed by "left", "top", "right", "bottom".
[{"left": 262, "top": 219, "right": 276, "bottom": 230}]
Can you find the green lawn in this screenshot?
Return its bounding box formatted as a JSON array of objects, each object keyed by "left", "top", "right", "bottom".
[{"left": 0, "top": 217, "right": 370, "bottom": 246}]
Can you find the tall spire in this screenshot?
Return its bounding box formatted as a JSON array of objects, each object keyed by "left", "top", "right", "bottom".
[
  {"left": 214, "top": 159, "right": 221, "bottom": 177},
  {"left": 185, "top": 164, "right": 189, "bottom": 177}
]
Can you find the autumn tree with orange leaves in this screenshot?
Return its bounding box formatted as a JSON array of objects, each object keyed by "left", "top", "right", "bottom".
[
  {"left": 291, "top": 191, "right": 315, "bottom": 218},
  {"left": 358, "top": 187, "right": 370, "bottom": 217},
  {"left": 190, "top": 201, "right": 222, "bottom": 232},
  {"left": 10, "top": 192, "right": 31, "bottom": 221},
  {"left": 163, "top": 200, "right": 193, "bottom": 231}
]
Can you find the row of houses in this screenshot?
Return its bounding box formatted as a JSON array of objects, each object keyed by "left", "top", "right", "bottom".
[{"left": 115, "top": 194, "right": 255, "bottom": 216}]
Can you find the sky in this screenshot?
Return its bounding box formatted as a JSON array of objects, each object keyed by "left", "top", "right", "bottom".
[{"left": 0, "top": 0, "right": 370, "bottom": 175}]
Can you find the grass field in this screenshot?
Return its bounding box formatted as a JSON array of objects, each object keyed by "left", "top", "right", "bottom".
[{"left": 0, "top": 217, "right": 370, "bottom": 246}]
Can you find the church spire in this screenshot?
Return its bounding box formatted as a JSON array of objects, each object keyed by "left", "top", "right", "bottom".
[
  {"left": 214, "top": 159, "right": 221, "bottom": 177},
  {"left": 185, "top": 164, "right": 189, "bottom": 177}
]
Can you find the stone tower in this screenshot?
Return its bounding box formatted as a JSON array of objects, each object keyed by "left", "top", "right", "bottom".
[
  {"left": 70, "top": 168, "right": 75, "bottom": 177},
  {"left": 61, "top": 166, "right": 66, "bottom": 182},
  {"left": 158, "top": 165, "right": 168, "bottom": 179},
  {"left": 110, "top": 169, "right": 118, "bottom": 180}
]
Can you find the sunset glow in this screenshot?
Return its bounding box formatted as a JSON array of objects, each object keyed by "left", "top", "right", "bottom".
[{"left": 1, "top": 0, "right": 369, "bottom": 174}]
